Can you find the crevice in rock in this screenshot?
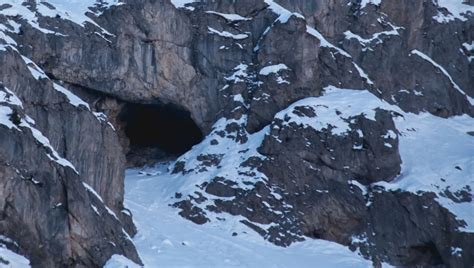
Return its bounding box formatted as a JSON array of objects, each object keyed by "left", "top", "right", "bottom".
[{"left": 118, "top": 102, "right": 203, "bottom": 167}]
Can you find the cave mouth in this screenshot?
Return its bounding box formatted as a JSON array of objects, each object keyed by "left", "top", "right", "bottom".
[{"left": 119, "top": 102, "right": 203, "bottom": 167}]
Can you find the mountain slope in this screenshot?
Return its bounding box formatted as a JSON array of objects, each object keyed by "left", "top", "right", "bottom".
[{"left": 0, "top": 0, "right": 473, "bottom": 267}]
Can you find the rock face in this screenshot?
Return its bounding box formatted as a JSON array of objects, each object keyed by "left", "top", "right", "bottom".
[
  {"left": 0, "top": 81, "right": 140, "bottom": 266},
  {"left": 0, "top": 0, "right": 473, "bottom": 267}
]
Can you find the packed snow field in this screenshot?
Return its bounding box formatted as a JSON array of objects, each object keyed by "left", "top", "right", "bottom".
[
  {"left": 118, "top": 164, "right": 373, "bottom": 268},
  {"left": 105, "top": 88, "right": 474, "bottom": 268}
]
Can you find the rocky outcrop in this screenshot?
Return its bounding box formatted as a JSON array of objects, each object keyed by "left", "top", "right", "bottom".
[
  {"left": 1, "top": 0, "right": 473, "bottom": 267},
  {"left": 0, "top": 7, "right": 141, "bottom": 262},
  {"left": 0, "top": 81, "right": 140, "bottom": 266},
  {"left": 14, "top": 0, "right": 473, "bottom": 133}
]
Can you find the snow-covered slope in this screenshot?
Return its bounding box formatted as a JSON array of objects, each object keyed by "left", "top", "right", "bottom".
[
  {"left": 1, "top": 0, "right": 473, "bottom": 266},
  {"left": 121, "top": 164, "right": 373, "bottom": 268},
  {"left": 433, "top": 0, "right": 474, "bottom": 23},
  {"left": 0, "top": 237, "right": 30, "bottom": 268},
  {"left": 117, "top": 88, "right": 474, "bottom": 267}
]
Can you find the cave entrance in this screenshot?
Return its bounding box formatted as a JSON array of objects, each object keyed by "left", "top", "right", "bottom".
[{"left": 119, "top": 102, "right": 203, "bottom": 167}]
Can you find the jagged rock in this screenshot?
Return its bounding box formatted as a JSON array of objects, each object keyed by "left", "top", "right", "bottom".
[
  {"left": 0, "top": 85, "right": 141, "bottom": 267},
  {"left": 0, "top": 0, "right": 473, "bottom": 267}
]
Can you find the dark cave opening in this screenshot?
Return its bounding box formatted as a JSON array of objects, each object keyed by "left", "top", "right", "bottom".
[{"left": 119, "top": 102, "right": 203, "bottom": 167}]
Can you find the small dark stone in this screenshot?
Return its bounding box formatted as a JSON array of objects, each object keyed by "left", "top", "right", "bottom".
[{"left": 9, "top": 110, "right": 21, "bottom": 126}]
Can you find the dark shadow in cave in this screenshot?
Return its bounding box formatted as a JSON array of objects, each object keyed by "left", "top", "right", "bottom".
[{"left": 119, "top": 102, "right": 203, "bottom": 167}]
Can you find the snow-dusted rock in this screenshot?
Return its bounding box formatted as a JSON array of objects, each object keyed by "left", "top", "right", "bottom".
[{"left": 1, "top": 0, "right": 473, "bottom": 266}]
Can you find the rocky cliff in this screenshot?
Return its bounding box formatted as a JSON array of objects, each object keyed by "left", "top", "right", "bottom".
[{"left": 0, "top": 0, "right": 473, "bottom": 267}]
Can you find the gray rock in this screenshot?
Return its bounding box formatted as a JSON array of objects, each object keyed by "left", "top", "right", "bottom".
[{"left": 1, "top": 0, "right": 473, "bottom": 266}]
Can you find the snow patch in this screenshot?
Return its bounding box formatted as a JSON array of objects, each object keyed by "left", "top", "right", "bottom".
[
  {"left": 20, "top": 117, "right": 78, "bottom": 173},
  {"left": 411, "top": 49, "right": 474, "bottom": 105},
  {"left": 53, "top": 83, "right": 91, "bottom": 110},
  {"left": 225, "top": 63, "right": 249, "bottom": 83},
  {"left": 259, "top": 64, "right": 289, "bottom": 75},
  {"left": 0, "top": 243, "right": 30, "bottom": 268},
  {"left": 205, "top": 11, "right": 251, "bottom": 22},
  {"left": 1, "top": 0, "right": 122, "bottom": 37},
  {"left": 170, "top": 0, "right": 198, "bottom": 11},
  {"left": 21, "top": 56, "right": 48, "bottom": 80},
  {"left": 360, "top": 0, "right": 382, "bottom": 9},
  {"left": 433, "top": 0, "right": 474, "bottom": 23},
  {"left": 344, "top": 22, "right": 401, "bottom": 49},
  {"left": 0, "top": 87, "right": 22, "bottom": 107},
  {"left": 208, "top": 27, "right": 249, "bottom": 40},
  {"left": 104, "top": 254, "right": 141, "bottom": 268},
  {"left": 273, "top": 86, "right": 397, "bottom": 136},
  {"left": 259, "top": 64, "right": 290, "bottom": 84},
  {"left": 0, "top": 106, "right": 19, "bottom": 130},
  {"left": 264, "top": 0, "right": 304, "bottom": 23}
]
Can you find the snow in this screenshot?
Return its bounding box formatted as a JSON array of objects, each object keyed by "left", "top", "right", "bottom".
[
  {"left": 37, "top": 0, "right": 121, "bottom": 36},
  {"left": 232, "top": 94, "right": 247, "bottom": 106},
  {"left": 433, "top": 0, "right": 474, "bottom": 23},
  {"left": 0, "top": 244, "right": 30, "bottom": 268},
  {"left": 91, "top": 204, "right": 100, "bottom": 215},
  {"left": 104, "top": 254, "right": 141, "bottom": 268},
  {"left": 259, "top": 64, "right": 289, "bottom": 75},
  {"left": 208, "top": 27, "right": 249, "bottom": 40},
  {"left": 306, "top": 26, "right": 374, "bottom": 85},
  {"left": 0, "top": 87, "right": 22, "bottom": 130},
  {"left": 20, "top": 56, "right": 94, "bottom": 110},
  {"left": 0, "top": 106, "right": 19, "bottom": 130},
  {"left": 0, "top": 23, "right": 18, "bottom": 49},
  {"left": 172, "top": 116, "right": 270, "bottom": 192},
  {"left": 375, "top": 113, "right": 474, "bottom": 232},
  {"left": 463, "top": 41, "right": 474, "bottom": 51},
  {"left": 21, "top": 56, "right": 49, "bottom": 80},
  {"left": 82, "top": 182, "right": 120, "bottom": 221},
  {"left": 278, "top": 86, "right": 473, "bottom": 232},
  {"left": 170, "top": 0, "right": 198, "bottom": 11},
  {"left": 411, "top": 49, "right": 474, "bottom": 105},
  {"left": 274, "top": 86, "right": 395, "bottom": 136},
  {"left": 205, "top": 11, "right": 251, "bottom": 22},
  {"left": 451, "top": 247, "right": 463, "bottom": 256},
  {"left": 259, "top": 64, "right": 290, "bottom": 84},
  {"left": 260, "top": 0, "right": 375, "bottom": 86},
  {"left": 20, "top": 117, "right": 78, "bottom": 173},
  {"left": 343, "top": 23, "right": 401, "bottom": 48},
  {"left": 462, "top": 41, "right": 474, "bottom": 62},
  {"left": 306, "top": 26, "right": 349, "bottom": 56},
  {"left": 225, "top": 63, "right": 249, "bottom": 83},
  {"left": 0, "top": 87, "right": 22, "bottom": 107},
  {"left": 0, "top": 0, "right": 122, "bottom": 36},
  {"left": 353, "top": 63, "right": 374, "bottom": 85},
  {"left": 93, "top": 113, "right": 116, "bottom": 130},
  {"left": 124, "top": 164, "right": 373, "bottom": 268},
  {"left": 360, "top": 0, "right": 382, "bottom": 9},
  {"left": 0, "top": 87, "right": 78, "bottom": 172},
  {"left": 0, "top": 1, "right": 57, "bottom": 34},
  {"left": 21, "top": 54, "right": 115, "bottom": 129},
  {"left": 349, "top": 180, "right": 369, "bottom": 196},
  {"left": 53, "top": 83, "right": 91, "bottom": 110},
  {"left": 264, "top": 0, "right": 304, "bottom": 23},
  {"left": 118, "top": 84, "right": 474, "bottom": 266}
]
